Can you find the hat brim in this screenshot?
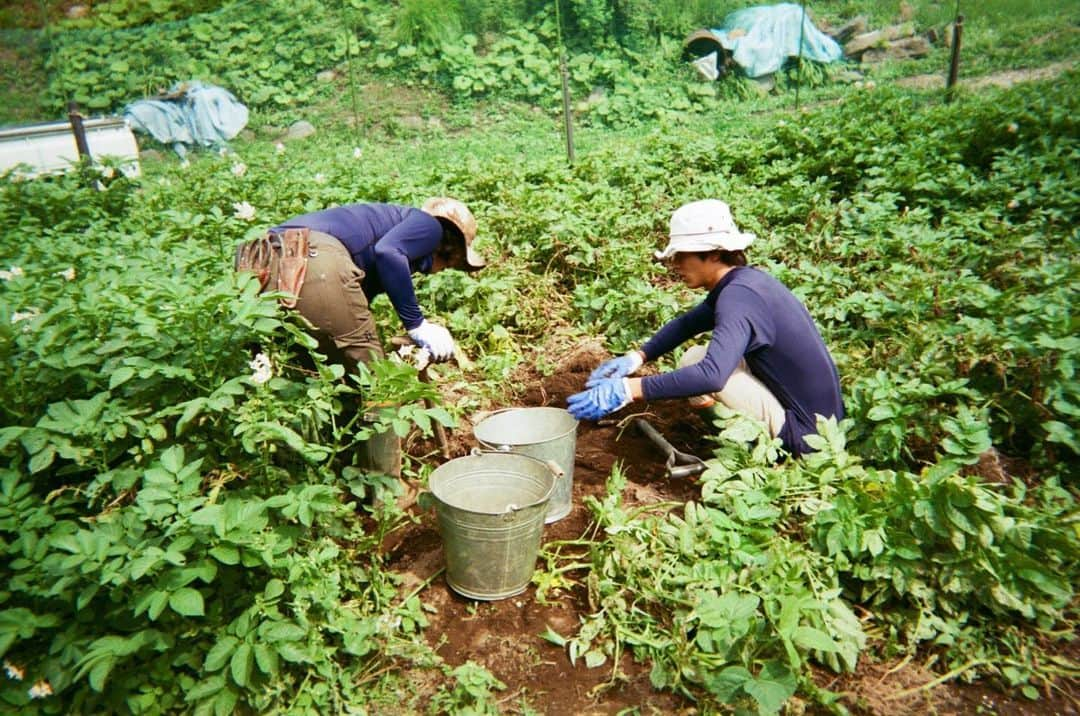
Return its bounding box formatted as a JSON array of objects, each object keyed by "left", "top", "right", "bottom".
[
  {"left": 465, "top": 244, "right": 486, "bottom": 268},
  {"left": 654, "top": 232, "right": 755, "bottom": 260}
]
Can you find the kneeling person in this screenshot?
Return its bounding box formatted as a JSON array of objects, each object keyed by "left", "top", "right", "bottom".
[{"left": 568, "top": 199, "right": 843, "bottom": 457}]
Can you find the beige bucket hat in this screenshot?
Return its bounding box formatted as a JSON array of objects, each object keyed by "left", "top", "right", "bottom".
[{"left": 655, "top": 199, "right": 755, "bottom": 260}]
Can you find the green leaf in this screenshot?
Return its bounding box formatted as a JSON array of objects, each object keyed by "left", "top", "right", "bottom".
[
  {"left": 88, "top": 656, "right": 115, "bottom": 692},
  {"left": 540, "top": 626, "right": 567, "bottom": 647},
  {"left": 704, "top": 665, "right": 752, "bottom": 701},
  {"left": 161, "top": 445, "right": 185, "bottom": 474},
  {"left": 230, "top": 643, "right": 253, "bottom": 687},
  {"left": 254, "top": 643, "right": 279, "bottom": 676},
  {"left": 109, "top": 366, "right": 136, "bottom": 389},
  {"left": 209, "top": 544, "right": 240, "bottom": 565},
  {"left": 204, "top": 636, "right": 238, "bottom": 672},
  {"left": 169, "top": 588, "right": 205, "bottom": 617},
  {"left": 793, "top": 626, "right": 840, "bottom": 653},
  {"left": 744, "top": 661, "right": 796, "bottom": 714},
  {"left": 185, "top": 675, "right": 225, "bottom": 702},
  {"left": 147, "top": 590, "right": 169, "bottom": 621},
  {"left": 263, "top": 579, "right": 285, "bottom": 600}
]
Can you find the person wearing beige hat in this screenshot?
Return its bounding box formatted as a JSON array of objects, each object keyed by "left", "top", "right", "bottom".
[
  {"left": 237, "top": 198, "right": 485, "bottom": 478},
  {"left": 568, "top": 199, "right": 843, "bottom": 457},
  {"left": 261, "top": 197, "right": 485, "bottom": 371}
]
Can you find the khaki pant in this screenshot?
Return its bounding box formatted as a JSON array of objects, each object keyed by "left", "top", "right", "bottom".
[
  {"left": 679, "top": 345, "right": 786, "bottom": 438},
  {"left": 270, "top": 230, "right": 399, "bottom": 477},
  {"left": 286, "top": 230, "right": 384, "bottom": 372}
]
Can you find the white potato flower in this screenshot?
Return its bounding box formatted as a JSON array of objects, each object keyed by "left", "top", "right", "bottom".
[
  {"left": 4, "top": 660, "right": 24, "bottom": 681},
  {"left": 353, "top": 147, "right": 363, "bottom": 159},
  {"left": 231, "top": 162, "right": 247, "bottom": 177},
  {"left": 313, "top": 173, "right": 326, "bottom": 184},
  {"left": 12, "top": 309, "right": 39, "bottom": 324},
  {"left": 249, "top": 352, "right": 272, "bottom": 385},
  {"left": 275, "top": 142, "right": 286, "bottom": 153},
  {"left": 233, "top": 201, "right": 256, "bottom": 222},
  {"left": 0, "top": 266, "right": 24, "bottom": 281},
  {"left": 28, "top": 680, "right": 53, "bottom": 699},
  {"left": 59, "top": 267, "right": 76, "bottom": 281}
]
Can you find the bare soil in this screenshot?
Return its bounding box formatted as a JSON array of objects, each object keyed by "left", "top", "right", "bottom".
[{"left": 381, "top": 340, "right": 1079, "bottom": 715}]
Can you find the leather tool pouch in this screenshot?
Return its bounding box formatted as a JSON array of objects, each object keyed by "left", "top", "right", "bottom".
[{"left": 234, "top": 228, "right": 310, "bottom": 309}]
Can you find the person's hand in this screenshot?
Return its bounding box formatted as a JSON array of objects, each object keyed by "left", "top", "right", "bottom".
[
  {"left": 586, "top": 351, "right": 643, "bottom": 387},
  {"left": 408, "top": 320, "right": 455, "bottom": 362},
  {"left": 567, "top": 378, "right": 631, "bottom": 421}
]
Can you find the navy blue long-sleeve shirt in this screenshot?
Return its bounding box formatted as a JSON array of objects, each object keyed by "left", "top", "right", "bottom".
[
  {"left": 640, "top": 266, "right": 843, "bottom": 455},
  {"left": 274, "top": 203, "right": 442, "bottom": 330}
]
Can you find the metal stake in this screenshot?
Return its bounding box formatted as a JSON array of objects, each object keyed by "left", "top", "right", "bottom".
[
  {"left": 559, "top": 55, "right": 575, "bottom": 165},
  {"left": 795, "top": 0, "right": 807, "bottom": 109},
  {"left": 554, "top": 0, "right": 575, "bottom": 165}
]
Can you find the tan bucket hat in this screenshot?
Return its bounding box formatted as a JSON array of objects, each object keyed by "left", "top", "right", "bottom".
[{"left": 421, "top": 197, "right": 485, "bottom": 268}]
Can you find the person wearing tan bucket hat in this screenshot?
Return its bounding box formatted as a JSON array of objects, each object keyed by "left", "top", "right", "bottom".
[
  {"left": 568, "top": 199, "right": 843, "bottom": 457},
  {"left": 257, "top": 197, "right": 485, "bottom": 368},
  {"left": 235, "top": 197, "right": 485, "bottom": 476}
]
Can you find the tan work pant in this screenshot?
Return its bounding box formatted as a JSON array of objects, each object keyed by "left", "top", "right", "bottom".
[
  {"left": 271, "top": 230, "right": 398, "bottom": 476},
  {"left": 678, "top": 345, "right": 786, "bottom": 438},
  {"left": 285, "top": 230, "right": 384, "bottom": 372}
]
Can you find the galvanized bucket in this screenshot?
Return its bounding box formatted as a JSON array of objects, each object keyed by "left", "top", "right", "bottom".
[
  {"left": 473, "top": 407, "right": 578, "bottom": 524},
  {"left": 428, "top": 451, "right": 560, "bottom": 601}
]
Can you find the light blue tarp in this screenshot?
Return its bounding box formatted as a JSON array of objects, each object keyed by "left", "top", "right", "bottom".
[
  {"left": 123, "top": 81, "right": 249, "bottom": 158},
  {"left": 710, "top": 3, "right": 843, "bottom": 78}
]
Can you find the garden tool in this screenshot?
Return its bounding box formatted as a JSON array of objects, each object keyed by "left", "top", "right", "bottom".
[
  {"left": 390, "top": 336, "right": 451, "bottom": 459},
  {"left": 633, "top": 417, "right": 707, "bottom": 479}
]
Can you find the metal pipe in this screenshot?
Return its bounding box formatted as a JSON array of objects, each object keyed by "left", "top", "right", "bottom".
[
  {"left": 795, "top": 0, "right": 807, "bottom": 109},
  {"left": 559, "top": 54, "right": 575, "bottom": 165},
  {"left": 946, "top": 14, "right": 964, "bottom": 101}
]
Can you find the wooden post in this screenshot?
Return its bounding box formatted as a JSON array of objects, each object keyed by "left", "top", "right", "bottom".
[
  {"left": 67, "top": 101, "right": 92, "bottom": 160},
  {"left": 946, "top": 14, "right": 964, "bottom": 101}
]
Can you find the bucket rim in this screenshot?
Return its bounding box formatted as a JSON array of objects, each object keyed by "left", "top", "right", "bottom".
[
  {"left": 474, "top": 406, "right": 578, "bottom": 447},
  {"left": 427, "top": 452, "right": 559, "bottom": 516}
]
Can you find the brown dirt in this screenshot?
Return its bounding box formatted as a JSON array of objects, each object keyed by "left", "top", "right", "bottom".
[
  {"left": 384, "top": 342, "right": 707, "bottom": 713},
  {"left": 896, "top": 60, "right": 1076, "bottom": 90},
  {"left": 382, "top": 341, "right": 1079, "bottom": 714}
]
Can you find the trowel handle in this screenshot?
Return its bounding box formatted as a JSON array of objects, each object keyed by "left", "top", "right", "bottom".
[
  {"left": 634, "top": 418, "right": 675, "bottom": 458},
  {"left": 670, "top": 463, "right": 707, "bottom": 479}
]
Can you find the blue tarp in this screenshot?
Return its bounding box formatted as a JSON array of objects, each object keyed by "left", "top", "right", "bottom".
[
  {"left": 710, "top": 3, "right": 843, "bottom": 78},
  {"left": 123, "top": 81, "right": 249, "bottom": 158}
]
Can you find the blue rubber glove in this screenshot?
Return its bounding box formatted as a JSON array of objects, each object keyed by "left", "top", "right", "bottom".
[
  {"left": 586, "top": 351, "right": 644, "bottom": 388},
  {"left": 567, "top": 378, "right": 631, "bottom": 421}
]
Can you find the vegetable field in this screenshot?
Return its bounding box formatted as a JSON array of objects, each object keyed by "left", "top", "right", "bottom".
[{"left": 1, "top": 1, "right": 1078, "bottom": 714}]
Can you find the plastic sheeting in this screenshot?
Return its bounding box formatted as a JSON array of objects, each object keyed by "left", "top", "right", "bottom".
[
  {"left": 123, "top": 81, "right": 249, "bottom": 158},
  {"left": 709, "top": 3, "right": 843, "bottom": 78}
]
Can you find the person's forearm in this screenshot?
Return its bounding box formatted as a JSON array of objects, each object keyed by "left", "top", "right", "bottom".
[{"left": 626, "top": 377, "right": 644, "bottom": 400}]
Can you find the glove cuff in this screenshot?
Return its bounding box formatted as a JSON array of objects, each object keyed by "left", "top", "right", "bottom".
[
  {"left": 623, "top": 351, "right": 644, "bottom": 374},
  {"left": 621, "top": 378, "right": 634, "bottom": 408}
]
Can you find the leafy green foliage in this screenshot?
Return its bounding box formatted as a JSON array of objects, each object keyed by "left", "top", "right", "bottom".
[
  {"left": 542, "top": 415, "right": 1076, "bottom": 710},
  {"left": 42, "top": 0, "right": 344, "bottom": 115},
  {"left": 0, "top": 157, "right": 465, "bottom": 713}
]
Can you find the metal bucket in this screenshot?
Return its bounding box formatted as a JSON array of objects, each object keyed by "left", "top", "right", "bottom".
[
  {"left": 428, "top": 451, "right": 559, "bottom": 600},
  {"left": 474, "top": 407, "right": 578, "bottom": 524}
]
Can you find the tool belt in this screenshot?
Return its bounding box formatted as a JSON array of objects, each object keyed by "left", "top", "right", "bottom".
[{"left": 234, "top": 228, "right": 310, "bottom": 309}]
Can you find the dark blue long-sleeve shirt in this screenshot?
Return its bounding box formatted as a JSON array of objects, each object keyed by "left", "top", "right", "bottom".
[
  {"left": 274, "top": 203, "right": 442, "bottom": 330},
  {"left": 640, "top": 266, "right": 843, "bottom": 455}
]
